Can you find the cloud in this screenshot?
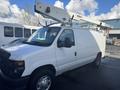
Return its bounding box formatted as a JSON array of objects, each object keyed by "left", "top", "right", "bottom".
[
  {"left": 98, "top": 2, "right": 120, "bottom": 20},
  {"left": 87, "top": 1, "right": 120, "bottom": 20},
  {"left": 0, "top": 0, "right": 26, "bottom": 23},
  {"left": 66, "top": 0, "right": 98, "bottom": 15},
  {"left": 0, "top": 0, "right": 11, "bottom": 17},
  {"left": 66, "top": 0, "right": 120, "bottom": 20},
  {"left": 0, "top": 0, "right": 25, "bottom": 24},
  {"left": 54, "top": 0, "right": 64, "bottom": 9},
  {"left": 10, "top": 4, "right": 23, "bottom": 18},
  {"left": 0, "top": 17, "right": 19, "bottom": 23},
  {"left": 0, "top": 0, "right": 41, "bottom": 26}
]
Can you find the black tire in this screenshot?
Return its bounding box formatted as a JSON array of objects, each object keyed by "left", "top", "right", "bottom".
[
  {"left": 29, "top": 68, "right": 55, "bottom": 90},
  {"left": 93, "top": 52, "right": 102, "bottom": 68}
]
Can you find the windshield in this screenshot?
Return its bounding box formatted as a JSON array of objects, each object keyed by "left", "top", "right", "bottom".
[{"left": 25, "top": 27, "right": 61, "bottom": 46}]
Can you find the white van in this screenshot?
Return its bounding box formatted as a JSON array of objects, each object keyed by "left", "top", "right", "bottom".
[
  {"left": 0, "top": 2, "right": 109, "bottom": 90},
  {"left": 0, "top": 24, "right": 106, "bottom": 89},
  {"left": 0, "top": 22, "right": 40, "bottom": 47}
]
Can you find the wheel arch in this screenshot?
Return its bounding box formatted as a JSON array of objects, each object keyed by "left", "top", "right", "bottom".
[
  {"left": 98, "top": 52, "right": 102, "bottom": 57},
  {"left": 30, "top": 64, "right": 56, "bottom": 77}
]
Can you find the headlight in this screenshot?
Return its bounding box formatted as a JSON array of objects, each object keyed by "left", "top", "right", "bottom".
[
  {"left": 1, "top": 60, "right": 25, "bottom": 79},
  {"left": 13, "top": 60, "right": 25, "bottom": 73},
  {"left": 13, "top": 60, "right": 25, "bottom": 67}
]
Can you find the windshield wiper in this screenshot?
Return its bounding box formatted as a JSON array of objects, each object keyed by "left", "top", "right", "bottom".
[{"left": 23, "top": 41, "right": 50, "bottom": 46}]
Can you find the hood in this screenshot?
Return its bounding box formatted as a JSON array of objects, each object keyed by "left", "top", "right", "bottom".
[{"left": 4, "top": 44, "right": 45, "bottom": 60}]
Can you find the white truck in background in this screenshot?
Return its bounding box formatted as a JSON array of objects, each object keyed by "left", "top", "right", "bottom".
[
  {"left": 0, "top": 22, "right": 40, "bottom": 47},
  {"left": 0, "top": 1, "right": 111, "bottom": 90}
]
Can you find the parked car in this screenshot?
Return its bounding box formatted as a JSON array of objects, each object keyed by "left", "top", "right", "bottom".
[
  {"left": 1, "top": 38, "right": 27, "bottom": 48},
  {"left": 0, "top": 21, "right": 40, "bottom": 47},
  {"left": 106, "top": 38, "right": 113, "bottom": 45}
]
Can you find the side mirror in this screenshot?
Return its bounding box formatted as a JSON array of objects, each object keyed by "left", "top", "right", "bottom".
[
  {"left": 57, "top": 40, "right": 64, "bottom": 48},
  {"left": 57, "top": 37, "right": 72, "bottom": 48},
  {"left": 64, "top": 37, "right": 72, "bottom": 48}
]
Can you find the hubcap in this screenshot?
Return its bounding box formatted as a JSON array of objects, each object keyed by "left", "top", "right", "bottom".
[{"left": 36, "top": 75, "right": 52, "bottom": 90}]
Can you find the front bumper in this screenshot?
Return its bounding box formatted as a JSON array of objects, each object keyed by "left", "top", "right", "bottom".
[{"left": 0, "top": 69, "right": 30, "bottom": 89}]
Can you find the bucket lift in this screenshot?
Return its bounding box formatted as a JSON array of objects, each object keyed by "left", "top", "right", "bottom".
[
  {"left": 35, "top": 1, "right": 70, "bottom": 24},
  {"left": 35, "top": 1, "right": 111, "bottom": 28}
]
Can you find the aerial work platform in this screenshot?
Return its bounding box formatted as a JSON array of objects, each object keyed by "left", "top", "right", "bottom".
[{"left": 35, "top": 0, "right": 111, "bottom": 29}]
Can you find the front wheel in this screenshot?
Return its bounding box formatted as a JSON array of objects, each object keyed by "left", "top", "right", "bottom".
[{"left": 29, "top": 69, "right": 55, "bottom": 90}]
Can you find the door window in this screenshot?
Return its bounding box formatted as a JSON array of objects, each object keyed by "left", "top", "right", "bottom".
[
  {"left": 58, "top": 29, "right": 75, "bottom": 46},
  {"left": 32, "top": 29, "right": 37, "bottom": 34}
]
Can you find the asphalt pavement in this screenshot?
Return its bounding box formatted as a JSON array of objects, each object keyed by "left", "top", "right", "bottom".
[{"left": 0, "top": 57, "right": 120, "bottom": 90}]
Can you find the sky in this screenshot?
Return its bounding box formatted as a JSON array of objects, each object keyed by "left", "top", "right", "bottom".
[
  {"left": 10, "top": 0, "right": 120, "bottom": 15},
  {"left": 0, "top": 0, "right": 120, "bottom": 24}
]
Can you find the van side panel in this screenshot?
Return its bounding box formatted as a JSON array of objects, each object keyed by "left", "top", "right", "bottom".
[
  {"left": 74, "top": 28, "right": 102, "bottom": 64},
  {"left": 22, "top": 46, "right": 57, "bottom": 76},
  {"left": 90, "top": 30, "right": 106, "bottom": 57}
]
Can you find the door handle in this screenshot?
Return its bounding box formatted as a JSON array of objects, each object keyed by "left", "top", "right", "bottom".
[{"left": 75, "top": 52, "right": 77, "bottom": 56}]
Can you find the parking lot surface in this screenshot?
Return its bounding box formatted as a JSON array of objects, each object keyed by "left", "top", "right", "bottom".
[
  {"left": 0, "top": 57, "right": 120, "bottom": 90},
  {"left": 106, "top": 45, "right": 120, "bottom": 56}
]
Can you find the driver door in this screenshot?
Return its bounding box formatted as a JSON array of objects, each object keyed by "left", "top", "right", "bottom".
[{"left": 56, "top": 29, "right": 77, "bottom": 72}]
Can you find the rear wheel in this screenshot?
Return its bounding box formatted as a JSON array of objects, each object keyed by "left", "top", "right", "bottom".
[
  {"left": 29, "top": 68, "right": 55, "bottom": 90},
  {"left": 93, "top": 52, "right": 102, "bottom": 68}
]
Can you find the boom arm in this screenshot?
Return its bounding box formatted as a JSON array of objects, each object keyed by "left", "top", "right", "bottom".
[
  {"left": 69, "top": 13, "right": 111, "bottom": 28},
  {"left": 35, "top": 1, "right": 111, "bottom": 28}
]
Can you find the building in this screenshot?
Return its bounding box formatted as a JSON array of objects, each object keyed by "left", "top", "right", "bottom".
[
  {"left": 0, "top": 21, "right": 40, "bottom": 46},
  {"left": 102, "top": 18, "right": 120, "bottom": 39}
]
